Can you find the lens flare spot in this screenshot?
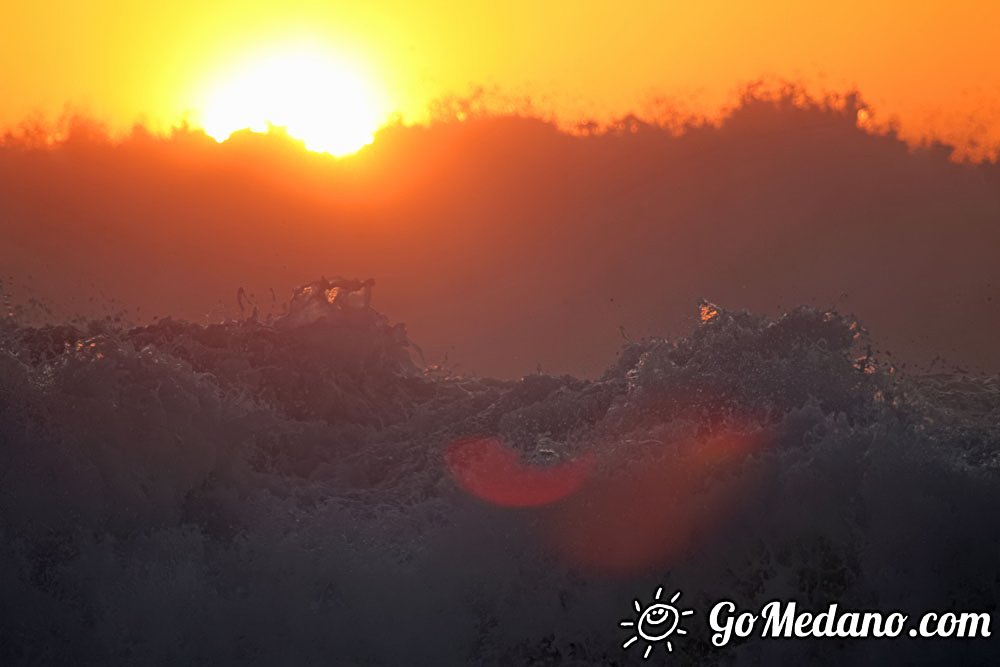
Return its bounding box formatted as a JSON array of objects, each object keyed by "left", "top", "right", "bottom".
[
  {"left": 444, "top": 436, "right": 594, "bottom": 507},
  {"left": 544, "top": 427, "right": 769, "bottom": 574}
]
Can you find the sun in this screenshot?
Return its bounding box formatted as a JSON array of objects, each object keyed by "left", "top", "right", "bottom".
[
  {"left": 198, "top": 47, "right": 384, "bottom": 157},
  {"left": 621, "top": 587, "right": 694, "bottom": 660}
]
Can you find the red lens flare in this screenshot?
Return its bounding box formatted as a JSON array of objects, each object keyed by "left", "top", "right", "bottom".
[
  {"left": 542, "top": 426, "right": 769, "bottom": 575},
  {"left": 444, "top": 436, "right": 595, "bottom": 508}
]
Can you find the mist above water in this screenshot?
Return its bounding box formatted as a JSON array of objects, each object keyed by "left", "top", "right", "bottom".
[{"left": 1, "top": 88, "right": 997, "bottom": 379}]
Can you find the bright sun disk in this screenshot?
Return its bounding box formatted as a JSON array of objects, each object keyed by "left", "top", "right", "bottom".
[{"left": 199, "top": 50, "right": 382, "bottom": 157}]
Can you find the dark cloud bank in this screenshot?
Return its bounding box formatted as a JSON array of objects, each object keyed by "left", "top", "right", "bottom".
[{"left": 1, "top": 92, "right": 998, "bottom": 665}]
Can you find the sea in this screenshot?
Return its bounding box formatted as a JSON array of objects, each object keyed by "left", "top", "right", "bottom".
[{"left": 1, "top": 287, "right": 997, "bottom": 665}]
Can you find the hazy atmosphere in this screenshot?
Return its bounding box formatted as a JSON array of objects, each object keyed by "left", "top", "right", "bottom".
[
  {"left": 3, "top": 93, "right": 999, "bottom": 378},
  {"left": 1, "top": 2, "right": 998, "bottom": 665}
]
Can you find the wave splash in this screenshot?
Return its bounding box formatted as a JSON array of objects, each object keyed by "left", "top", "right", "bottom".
[{"left": 0, "top": 285, "right": 997, "bottom": 665}]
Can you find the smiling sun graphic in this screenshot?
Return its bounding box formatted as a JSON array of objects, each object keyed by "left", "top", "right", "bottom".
[{"left": 620, "top": 587, "right": 694, "bottom": 660}]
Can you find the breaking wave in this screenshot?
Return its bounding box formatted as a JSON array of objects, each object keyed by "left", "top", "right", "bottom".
[{"left": 1, "top": 286, "right": 997, "bottom": 665}]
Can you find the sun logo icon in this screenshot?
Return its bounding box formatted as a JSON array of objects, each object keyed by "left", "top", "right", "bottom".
[{"left": 620, "top": 587, "right": 694, "bottom": 660}]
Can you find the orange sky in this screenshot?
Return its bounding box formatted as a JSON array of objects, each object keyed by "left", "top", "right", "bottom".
[{"left": 3, "top": 1, "right": 1000, "bottom": 157}]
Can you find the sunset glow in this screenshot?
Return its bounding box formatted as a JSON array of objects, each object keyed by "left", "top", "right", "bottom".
[
  {"left": 3, "top": 3, "right": 1000, "bottom": 664},
  {"left": 198, "top": 48, "right": 383, "bottom": 156},
  {"left": 3, "top": 2, "right": 1000, "bottom": 158}
]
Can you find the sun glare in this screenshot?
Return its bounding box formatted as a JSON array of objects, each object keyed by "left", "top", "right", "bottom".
[{"left": 199, "top": 49, "right": 383, "bottom": 157}]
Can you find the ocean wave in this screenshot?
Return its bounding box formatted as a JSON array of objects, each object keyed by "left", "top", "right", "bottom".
[{"left": 0, "top": 291, "right": 997, "bottom": 665}]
